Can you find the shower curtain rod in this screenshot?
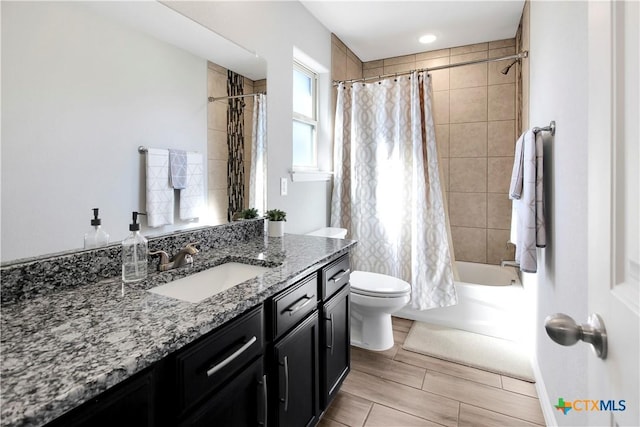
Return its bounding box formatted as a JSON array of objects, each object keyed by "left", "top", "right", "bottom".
[
  {"left": 333, "top": 51, "right": 529, "bottom": 86},
  {"left": 208, "top": 91, "right": 266, "bottom": 102}
]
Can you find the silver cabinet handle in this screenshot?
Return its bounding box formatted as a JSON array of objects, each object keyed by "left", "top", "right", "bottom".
[
  {"left": 545, "top": 313, "right": 607, "bottom": 359},
  {"left": 326, "top": 313, "right": 335, "bottom": 356},
  {"left": 206, "top": 336, "right": 257, "bottom": 377},
  {"left": 258, "top": 374, "right": 267, "bottom": 427},
  {"left": 279, "top": 356, "right": 289, "bottom": 411},
  {"left": 286, "top": 295, "right": 314, "bottom": 316},
  {"left": 329, "top": 269, "right": 351, "bottom": 285}
]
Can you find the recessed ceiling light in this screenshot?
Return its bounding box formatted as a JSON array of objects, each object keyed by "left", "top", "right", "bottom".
[{"left": 419, "top": 34, "right": 437, "bottom": 44}]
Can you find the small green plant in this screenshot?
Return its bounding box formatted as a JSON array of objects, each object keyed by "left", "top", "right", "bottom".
[
  {"left": 265, "top": 209, "right": 287, "bottom": 222},
  {"left": 239, "top": 208, "right": 259, "bottom": 219}
]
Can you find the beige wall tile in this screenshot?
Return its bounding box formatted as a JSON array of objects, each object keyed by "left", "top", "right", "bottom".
[
  {"left": 208, "top": 69, "right": 226, "bottom": 99},
  {"left": 488, "top": 46, "right": 517, "bottom": 57},
  {"left": 487, "top": 229, "right": 512, "bottom": 264},
  {"left": 347, "top": 56, "right": 362, "bottom": 80},
  {"left": 450, "top": 63, "right": 487, "bottom": 89},
  {"left": 450, "top": 42, "right": 488, "bottom": 56},
  {"left": 208, "top": 129, "right": 227, "bottom": 160},
  {"left": 207, "top": 60, "right": 226, "bottom": 74},
  {"left": 488, "top": 120, "right": 516, "bottom": 156},
  {"left": 487, "top": 193, "right": 512, "bottom": 229},
  {"left": 429, "top": 69, "right": 450, "bottom": 91},
  {"left": 450, "top": 122, "right": 488, "bottom": 157},
  {"left": 450, "top": 87, "right": 487, "bottom": 123},
  {"left": 435, "top": 124, "right": 450, "bottom": 157},
  {"left": 487, "top": 157, "right": 514, "bottom": 193},
  {"left": 416, "top": 48, "right": 450, "bottom": 61},
  {"left": 451, "top": 226, "right": 487, "bottom": 263},
  {"left": 208, "top": 188, "right": 227, "bottom": 223},
  {"left": 383, "top": 54, "right": 416, "bottom": 67},
  {"left": 450, "top": 50, "right": 488, "bottom": 65},
  {"left": 488, "top": 52, "right": 517, "bottom": 85},
  {"left": 488, "top": 38, "right": 516, "bottom": 49},
  {"left": 363, "top": 59, "right": 383, "bottom": 70},
  {"left": 347, "top": 48, "right": 362, "bottom": 64},
  {"left": 440, "top": 158, "right": 450, "bottom": 192},
  {"left": 432, "top": 91, "right": 450, "bottom": 125},
  {"left": 488, "top": 83, "right": 515, "bottom": 121},
  {"left": 450, "top": 157, "right": 487, "bottom": 192},
  {"left": 208, "top": 101, "right": 227, "bottom": 132},
  {"left": 208, "top": 159, "right": 227, "bottom": 190},
  {"left": 363, "top": 67, "right": 384, "bottom": 79},
  {"left": 331, "top": 34, "right": 347, "bottom": 52},
  {"left": 383, "top": 62, "right": 416, "bottom": 75},
  {"left": 449, "top": 192, "right": 487, "bottom": 228},
  {"left": 332, "top": 46, "right": 347, "bottom": 82}
]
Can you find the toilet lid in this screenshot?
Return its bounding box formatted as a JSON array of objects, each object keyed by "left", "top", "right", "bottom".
[{"left": 350, "top": 271, "right": 411, "bottom": 298}]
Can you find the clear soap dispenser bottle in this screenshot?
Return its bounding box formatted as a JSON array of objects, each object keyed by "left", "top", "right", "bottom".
[
  {"left": 122, "top": 212, "right": 148, "bottom": 282},
  {"left": 84, "top": 208, "right": 110, "bottom": 249}
]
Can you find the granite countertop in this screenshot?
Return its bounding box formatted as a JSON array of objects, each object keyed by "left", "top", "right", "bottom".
[{"left": 1, "top": 234, "right": 355, "bottom": 427}]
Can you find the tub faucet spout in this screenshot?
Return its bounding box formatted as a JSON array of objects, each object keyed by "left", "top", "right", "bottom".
[{"left": 500, "top": 260, "right": 520, "bottom": 268}]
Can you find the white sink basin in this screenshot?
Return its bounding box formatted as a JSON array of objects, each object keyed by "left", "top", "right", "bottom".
[{"left": 148, "top": 262, "right": 270, "bottom": 303}]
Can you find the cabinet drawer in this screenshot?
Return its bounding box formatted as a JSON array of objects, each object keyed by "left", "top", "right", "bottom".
[
  {"left": 176, "top": 305, "right": 263, "bottom": 412},
  {"left": 271, "top": 273, "right": 318, "bottom": 340},
  {"left": 320, "top": 255, "right": 351, "bottom": 301}
]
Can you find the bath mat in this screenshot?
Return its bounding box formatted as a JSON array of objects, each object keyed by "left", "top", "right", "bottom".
[{"left": 403, "top": 322, "right": 535, "bottom": 382}]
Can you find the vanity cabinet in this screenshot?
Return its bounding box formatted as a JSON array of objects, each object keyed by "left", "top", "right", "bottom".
[
  {"left": 319, "top": 255, "right": 351, "bottom": 410},
  {"left": 46, "top": 368, "right": 155, "bottom": 427}
]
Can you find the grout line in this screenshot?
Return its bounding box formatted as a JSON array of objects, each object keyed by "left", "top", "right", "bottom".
[
  {"left": 361, "top": 401, "right": 374, "bottom": 427},
  {"left": 461, "top": 403, "right": 546, "bottom": 427}
]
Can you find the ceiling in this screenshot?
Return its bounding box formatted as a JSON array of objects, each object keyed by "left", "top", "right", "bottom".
[{"left": 300, "top": 1, "right": 525, "bottom": 62}]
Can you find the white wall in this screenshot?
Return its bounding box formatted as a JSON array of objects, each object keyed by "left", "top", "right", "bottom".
[
  {"left": 1, "top": 2, "right": 207, "bottom": 261},
  {"left": 529, "top": 2, "right": 589, "bottom": 425},
  {"left": 167, "top": 1, "right": 333, "bottom": 235}
]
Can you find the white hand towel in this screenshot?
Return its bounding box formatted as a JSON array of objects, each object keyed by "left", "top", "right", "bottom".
[
  {"left": 169, "top": 149, "right": 187, "bottom": 190},
  {"left": 509, "top": 131, "right": 546, "bottom": 273},
  {"left": 179, "top": 152, "right": 204, "bottom": 220},
  {"left": 145, "top": 148, "right": 174, "bottom": 227}
]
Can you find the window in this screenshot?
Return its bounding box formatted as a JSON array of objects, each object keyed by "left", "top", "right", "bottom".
[{"left": 293, "top": 62, "right": 318, "bottom": 169}]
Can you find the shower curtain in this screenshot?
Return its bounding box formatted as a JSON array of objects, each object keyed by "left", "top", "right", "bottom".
[
  {"left": 249, "top": 94, "right": 267, "bottom": 214},
  {"left": 331, "top": 72, "right": 457, "bottom": 310}
]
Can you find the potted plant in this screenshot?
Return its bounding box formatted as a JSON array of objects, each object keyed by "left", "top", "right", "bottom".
[
  {"left": 239, "top": 208, "right": 259, "bottom": 220},
  {"left": 265, "top": 209, "right": 286, "bottom": 237}
]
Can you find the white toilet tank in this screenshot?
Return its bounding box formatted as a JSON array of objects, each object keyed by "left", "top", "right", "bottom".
[{"left": 306, "top": 227, "right": 347, "bottom": 239}]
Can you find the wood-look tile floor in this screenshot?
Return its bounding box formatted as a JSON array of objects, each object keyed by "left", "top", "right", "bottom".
[{"left": 319, "top": 318, "right": 545, "bottom": 427}]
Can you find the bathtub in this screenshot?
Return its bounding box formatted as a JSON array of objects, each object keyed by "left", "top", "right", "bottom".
[{"left": 397, "top": 261, "right": 525, "bottom": 341}]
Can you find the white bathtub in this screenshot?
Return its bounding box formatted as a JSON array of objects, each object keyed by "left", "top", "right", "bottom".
[{"left": 397, "top": 261, "right": 525, "bottom": 341}]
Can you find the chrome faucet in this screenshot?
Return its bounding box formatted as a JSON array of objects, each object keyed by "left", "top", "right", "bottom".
[
  {"left": 500, "top": 260, "right": 520, "bottom": 268},
  {"left": 150, "top": 242, "right": 200, "bottom": 272}
]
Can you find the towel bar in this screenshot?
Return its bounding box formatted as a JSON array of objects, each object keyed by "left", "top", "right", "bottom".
[
  {"left": 138, "top": 146, "right": 148, "bottom": 153},
  {"left": 533, "top": 120, "right": 556, "bottom": 136}
]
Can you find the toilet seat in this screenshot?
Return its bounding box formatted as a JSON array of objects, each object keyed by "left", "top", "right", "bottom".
[{"left": 350, "top": 271, "right": 411, "bottom": 298}]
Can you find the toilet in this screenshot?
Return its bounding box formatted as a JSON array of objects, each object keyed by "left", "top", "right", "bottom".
[{"left": 306, "top": 228, "right": 411, "bottom": 351}]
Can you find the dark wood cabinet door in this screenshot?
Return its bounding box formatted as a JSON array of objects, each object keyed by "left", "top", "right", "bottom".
[
  {"left": 46, "top": 369, "right": 154, "bottom": 427},
  {"left": 320, "top": 284, "right": 350, "bottom": 409},
  {"left": 180, "top": 357, "right": 267, "bottom": 427},
  {"left": 272, "top": 311, "right": 319, "bottom": 427}
]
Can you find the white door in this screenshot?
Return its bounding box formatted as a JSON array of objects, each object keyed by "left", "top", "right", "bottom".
[{"left": 587, "top": 1, "right": 639, "bottom": 426}]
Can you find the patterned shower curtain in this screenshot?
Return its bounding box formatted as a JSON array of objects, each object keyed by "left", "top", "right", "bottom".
[
  {"left": 249, "top": 94, "right": 267, "bottom": 215},
  {"left": 331, "top": 72, "right": 457, "bottom": 310}
]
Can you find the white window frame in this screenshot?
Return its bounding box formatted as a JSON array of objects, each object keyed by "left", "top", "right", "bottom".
[{"left": 292, "top": 61, "right": 319, "bottom": 171}]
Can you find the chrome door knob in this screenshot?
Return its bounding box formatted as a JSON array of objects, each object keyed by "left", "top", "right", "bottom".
[{"left": 544, "top": 313, "right": 607, "bottom": 359}]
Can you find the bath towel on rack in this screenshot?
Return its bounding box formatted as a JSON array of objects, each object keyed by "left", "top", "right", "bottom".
[
  {"left": 179, "top": 152, "right": 204, "bottom": 220},
  {"left": 145, "top": 148, "right": 174, "bottom": 227},
  {"left": 169, "top": 149, "right": 187, "bottom": 190},
  {"left": 509, "top": 130, "right": 546, "bottom": 273}
]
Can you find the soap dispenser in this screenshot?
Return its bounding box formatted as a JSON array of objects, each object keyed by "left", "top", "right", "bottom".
[
  {"left": 122, "top": 212, "right": 148, "bottom": 282},
  {"left": 84, "top": 208, "right": 110, "bottom": 249}
]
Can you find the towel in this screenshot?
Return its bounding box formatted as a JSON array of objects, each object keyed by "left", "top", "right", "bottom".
[
  {"left": 169, "top": 149, "right": 187, "bottom": 189},
  {"left": 179, "top": 152, "right": 204, "bottom": 220},
  {"left": 145, "top": 148, "right": 174, "bottom": 227},
  {"left": 509, "top": 130, "right": 546, "bottom": 273}
]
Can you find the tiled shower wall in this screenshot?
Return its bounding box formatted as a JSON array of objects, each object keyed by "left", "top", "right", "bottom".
[
  {"left": 334, "top": 37, "right": 518, "bottom": 265},
  {"left": 207, "top": 61, "right": 266, "bottom": 223}
]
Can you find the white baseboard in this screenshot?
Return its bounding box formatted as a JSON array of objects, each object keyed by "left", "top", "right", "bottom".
[{"left": 531, "top": 353, "right": 558, "bottom": 427}]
